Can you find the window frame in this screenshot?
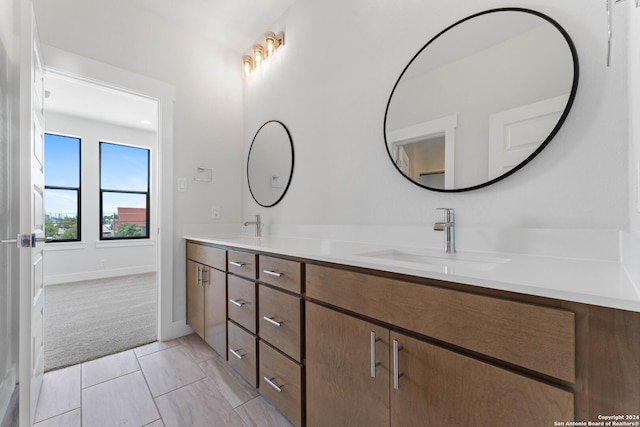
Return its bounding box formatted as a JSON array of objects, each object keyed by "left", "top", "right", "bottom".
[
  {"left": 99, "top": 141, "right": 151, "bottom": 241},
  {"left": 44, "top": 133, "right": 82, "bottom": 243}
]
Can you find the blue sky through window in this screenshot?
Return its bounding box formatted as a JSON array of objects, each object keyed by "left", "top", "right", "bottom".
[
  {"left": 100, "top": 142, "right": 150, "bottom": 217},
  {"left": 44, "top": 134, "right": 80, "bottom": 216}
]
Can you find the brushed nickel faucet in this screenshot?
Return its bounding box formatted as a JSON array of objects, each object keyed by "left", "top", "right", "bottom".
[
  {"left": 434, "top": 208, "right": 455, "bottom": 253},
  {"left": 244, "top": 215, "right": 262, "bottom": 237}
]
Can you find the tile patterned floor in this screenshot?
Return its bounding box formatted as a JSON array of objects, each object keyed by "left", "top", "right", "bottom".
[{"left": 33, "top": 334, "right": 294, "bottom": 427}]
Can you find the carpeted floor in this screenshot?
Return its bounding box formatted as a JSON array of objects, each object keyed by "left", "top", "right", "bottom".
[{"left": 44, "top": 273, "right": 158, "bottom": 371}]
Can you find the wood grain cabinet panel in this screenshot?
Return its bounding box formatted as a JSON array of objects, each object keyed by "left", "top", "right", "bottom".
[
  {"left": 259, "top": 255, "right": 303, "bottom": 293},
  {"left": 187, "top": 242, "right": 226, "bottom": 270},
  {"left": 306, "top": 264, "right": 575, "bottom": 383},
  {"left": 228, "top": 321, "right": 258, "bottom": 388},
  {"left": 259, "top": 285, "right": 303, "bottom": 362},
  {"left": 186, "top": 259, "right": 205, "bottom": 339},
  {"left": 259, "top": 341, "right": 304, "bottom": 427},
  {"left": 228, "top": 275, "right": 257, "bottom": 334},
  {"left": 204, "top": 268, "right": 227, "bottom": 357},
  {"left": 228, "top": 250, "right": 258, "bottom": 279},
  {"left": 306, "top": 303, "right": 390, "bottom": 427},
  {"left": 391, "top": 330, "right": 574, "bottom": 426}
]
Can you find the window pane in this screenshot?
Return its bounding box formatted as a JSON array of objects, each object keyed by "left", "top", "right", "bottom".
[
  {"left": 102, "top": 192, "right": 148, "bottom": 238},
  {"left": 45, "top": 189, "right": 78, "bottom": 240},
  {"left": 44, "top": 134, "right": 80, "bottom": 187},
  {"left": 100, "top": 143, "right": 149, "bottom": 191}
]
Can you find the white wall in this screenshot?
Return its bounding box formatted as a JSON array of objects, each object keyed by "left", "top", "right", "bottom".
[
  {"left": 43, "top": 112, "right": 158, "bottom": 285},
  {"left": 243, "top": 0, "right": 629, "bottom": 231},
  {"left": 31, "top": 0, "right": 244, "bottom": 326}
]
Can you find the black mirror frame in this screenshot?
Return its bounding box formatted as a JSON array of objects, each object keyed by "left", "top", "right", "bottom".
[
  {"left": 383, "top": 7, "right": 579, "bottom": 193},
  {"left": 247, "top": 120, "right": 295, "bottom": 207}
]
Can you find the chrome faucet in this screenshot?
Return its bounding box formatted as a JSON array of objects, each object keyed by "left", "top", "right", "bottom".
[
  {"left": 244, "top": 215, "right": 262, "bottom": 237},
  {"left": 434, "top": 208, "right": 455, "bottom": 253}
]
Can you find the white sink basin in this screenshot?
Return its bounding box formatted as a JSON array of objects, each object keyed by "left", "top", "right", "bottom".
[{"left": 357, "top": 249, "right": 510, "bottom": 272}]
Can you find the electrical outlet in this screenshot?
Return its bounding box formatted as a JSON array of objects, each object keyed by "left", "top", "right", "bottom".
[
  {"left": 99, "top": 259, "right": 107, "bottom": 268},
  {"left": 212, "top": 206, "right": 221, "bottom": 220}
]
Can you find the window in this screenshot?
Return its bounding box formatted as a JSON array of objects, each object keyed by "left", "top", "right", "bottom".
[
  {"left": 44, "top": 134, "right": 81, "bottom": 242},
  {"left": 100, "top": 142, "right": 150, "bottom": 240}
]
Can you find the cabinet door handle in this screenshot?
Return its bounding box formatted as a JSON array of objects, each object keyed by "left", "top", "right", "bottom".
[
  {"left": 263, "top": 376, "right": 283, "bottom": 393},
  {"left": 202, "top": 267, "right": 209, "bottom": 285},
  {"left": 229, "top": 261, "right": 245, "bottom": 267},
  {"left": 370, "top": 331, "right": 381, "bottom": 378},
  {"left": 229, "top": 299, "right": 245, "bottom": 308},
  {"left": 229, "top": 348, "right": 244, "bottom": 360},
  {"left": 196, "top": 265, "right": 202, "bottom": 286},
  {"left": 393, "top": 339, "right": 403, "bottom": 390},
  {"left": 263, "top": 316, "right": 283, "bottom": 327},
  {"left": 262, "top": 269, "right": 282, "bottom": 277}
]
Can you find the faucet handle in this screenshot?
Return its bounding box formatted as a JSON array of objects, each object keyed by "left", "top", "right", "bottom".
[{"left": 436, "top": 208, "right": 455, "bottom": 223}]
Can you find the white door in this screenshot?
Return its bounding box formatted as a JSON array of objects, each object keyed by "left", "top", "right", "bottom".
[
  {"left": 488, "top": 94, "right": 569, "bottom": 181},
  {"left": 18, "top": 2, "right": 45, "bottom": 425}
]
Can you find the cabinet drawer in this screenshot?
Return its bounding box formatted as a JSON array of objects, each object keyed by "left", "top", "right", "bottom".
[
  {"left": 259, "top": 285, "right": 303, "bottom": 362},
  {"left": 259, "top": 255, "right": 303, "bottom": 293},
  {"left": 228, "top": 321, "right": 257, "bottom": 388},
  {"left": 306, "top": 264, "right": 575, "bottom": 383},
  {"left": 259, "top": 341, "right": 303, "bottom": 427},
  {"left": 228, "top": 275, "right": 257, "bottom": 333},
  {"left": 186, "top": 241, "right": 226, "bottom": 270},
  {"left": 228, "top": 250, "right": 257, "bottom": 279}
]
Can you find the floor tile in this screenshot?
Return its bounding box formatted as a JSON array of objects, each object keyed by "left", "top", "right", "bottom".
[
  {"left": 82, "top": 349, "right": 140, "bottom": 388},
  {"left": 155, "top": 378, "right": 244, "bottom": 427},
  {"left": 200, "top": 356, "right": 259, "bottom": 408},
  {"left": 143, "top": 420, "right": 165, "bottom": 427},
  {"left": 178, "top": 333, "right": 219, "bottom": 363},
  {"left": 235, "top": 396, "right": 294, "bottom": 427},
  {"left": 33, "top": 409, "right": 81, "bottom": 427},
  {"left": 34, "top": 365, "right": 81, "bottom": 423},
  {"left": 138, "top": 346, "right": 206, "bottom": 397},
  {"left": 134, "top": 339, "right": 181, "bottom": 358},
  {"left": 82, "top": 371, "right": 159, "bottom": 427}
]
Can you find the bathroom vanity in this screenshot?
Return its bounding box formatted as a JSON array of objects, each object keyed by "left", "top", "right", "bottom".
[{"left": 185, "top": 234, "right": 639, "bottom": 427}]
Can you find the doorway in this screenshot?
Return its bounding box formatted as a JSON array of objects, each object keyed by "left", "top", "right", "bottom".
[{"left": 43, "top": 72, "right": 160, "bottom": 370}]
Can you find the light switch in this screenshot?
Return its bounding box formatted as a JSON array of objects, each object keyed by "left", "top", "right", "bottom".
[{"left": 177, "top": 177, "right": 187, "bottom": 192}]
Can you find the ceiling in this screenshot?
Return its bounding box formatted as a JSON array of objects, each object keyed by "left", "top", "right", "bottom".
[{"left": 44, "top": 0, "right": 298, "bottom": 131}]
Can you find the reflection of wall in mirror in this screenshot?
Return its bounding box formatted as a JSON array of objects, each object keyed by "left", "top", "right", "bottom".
[{"left": 387, "top": 22, "right": 573, "bottom": 189}]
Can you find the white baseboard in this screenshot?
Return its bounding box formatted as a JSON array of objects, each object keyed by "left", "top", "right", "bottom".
[
  {"left": 159, "top": 320, "right": 193, "bottom": 342},
  {"left": 44, "top": 265, "right": 156, "bottom": 286}
]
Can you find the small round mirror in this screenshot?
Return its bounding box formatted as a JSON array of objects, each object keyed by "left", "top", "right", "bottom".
[
  {"left": 247, "top": 120, "right": 294, "bottom": 207},
  {"left": 384, "top": 8, "right": 578, "bottom": 192}
]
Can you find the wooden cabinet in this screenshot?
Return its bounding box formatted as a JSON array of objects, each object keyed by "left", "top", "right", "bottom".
[
  {"left": 228, "top": 320, "right": 258, "bottom": 387},
  {"left": 186, "top": 242, "right": 227, "bottom": 357},
  {"left": 306, "top": 302, "right": 389, "bottom": 427},
  {"left": 306, "top": 301, "right": 573, "bottom": 427}
]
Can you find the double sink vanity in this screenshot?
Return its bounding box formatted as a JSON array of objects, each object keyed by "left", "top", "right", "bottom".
[{"left": 184, "top": 230, "right": 640, "bottom": 426}]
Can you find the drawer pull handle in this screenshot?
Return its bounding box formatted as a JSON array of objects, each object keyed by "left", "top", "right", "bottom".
[
  {"left": 262, "top": 269, "right": 283, "bottom": 277},
  {"left": 370, "top": 331, "right": 381, "bottom": 378},
  {"left": 263, "top": 316, "right": 282, "bottom": 327},
  {"left": 263, "top": 376, "right": 283, "bottom": 393},
  {"left": 229, "top": 261, "right": 245, "bottom": 267},
  {"left": 229, "top": 299, "right": 245, "bottom": 308},
  {"left": 393, "top": 339, "right": 403, "bottom": 390},
  {"left": 229, "top": 348, "right": 244, "bottom": 360}
]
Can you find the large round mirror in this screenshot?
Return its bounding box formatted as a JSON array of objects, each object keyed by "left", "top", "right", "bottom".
[
  {"left": 384, "top": 8, "right": 578, "bottom": 192},
  {"left": 247, "top": 120, "right": 294, "bottom": 207}
]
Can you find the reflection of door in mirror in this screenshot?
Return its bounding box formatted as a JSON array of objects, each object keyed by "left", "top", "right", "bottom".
[
  {"left": 488, "top": 94, "right": 569, "bottom": 180},
  {"left": 387, "top": 114, "right": 457, "bottom": 189}
]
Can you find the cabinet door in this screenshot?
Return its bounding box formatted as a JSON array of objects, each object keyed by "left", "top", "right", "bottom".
[
  {"left": 186, "top": 260, "right": 205, "bottom": 339},
  {"left": 204, "top": 267, "right": 227, "bottom": 358},
  {"left": 306, "top": 303, "right": 390, "bottom": 427},
  {"left": 390, "top": 331, "right": 574, "bottom": 426}
]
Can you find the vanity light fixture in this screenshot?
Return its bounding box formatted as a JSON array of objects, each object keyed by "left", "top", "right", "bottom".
[{"left": 242, "top": 31, "right": 285, "bottom": 79}]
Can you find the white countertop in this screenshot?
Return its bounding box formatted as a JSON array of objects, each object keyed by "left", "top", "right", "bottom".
[{"left": 184, "top": 230, "right": 640, "bottom": 313}]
